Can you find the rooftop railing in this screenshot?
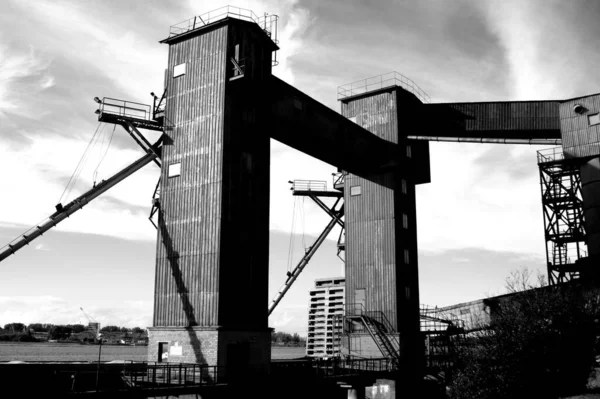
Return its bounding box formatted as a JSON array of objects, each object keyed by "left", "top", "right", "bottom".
[
  {"left": 338, "top": 71, "right": 431, "bottom": 103},
  {"left": 537, "top": 146, "right": 565, "bottom": 164},
  {"left": 167, "top": 6, "right": 279, "bottom": 66}
]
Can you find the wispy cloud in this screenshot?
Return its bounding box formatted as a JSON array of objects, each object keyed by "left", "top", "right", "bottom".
[
  {"left": 0, "top": 44, "right": 53, "bottom": 117},
  {"left": 34, "top": 243, "right": 51, "bottom": 251}
]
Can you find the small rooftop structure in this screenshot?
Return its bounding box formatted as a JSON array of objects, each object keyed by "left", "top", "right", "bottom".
[
  {"left": 165, "top": 6, "right": 279, "bottom": 66},
  {"left": 338, "top": 71, "right": 431, "bottom": 103}
]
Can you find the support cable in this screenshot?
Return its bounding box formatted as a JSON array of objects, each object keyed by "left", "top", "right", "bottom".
[
  {"left": 268, "top": 209, "right": 342, "bottom": 316},
  {"left": 286, "top": 197, "right": 298, "bottom": 273},
  {"left": 93, "top": 124, "right": 116, "bottom": 186},
  {"left": 58, "top": 122, "right": 103, "bottom": 204},
  {"left": 65, "top": 123, "right": 107, "bottom": 202}
]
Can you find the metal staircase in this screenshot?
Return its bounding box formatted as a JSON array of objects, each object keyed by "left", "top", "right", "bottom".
[
  {"left": 344, "top": 304, "right": 400, "bottom": 365},
  {"left": 538, "top": 147, "right": 587, "bottom": 284},
  {"left": 360, "top": 314, "right": 400, "bottom": 363}
]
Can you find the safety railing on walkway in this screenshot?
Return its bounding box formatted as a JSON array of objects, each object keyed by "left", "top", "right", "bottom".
[
  {"left": 271, "top": 357, "right": 396, "bottom": 378},
  {"left": 120, "top": 362, "right": 223, "bottom": 387},
  {"left": 338, "top": 71, "right": 430, "bottom": 103},
  {"left": 98, "top": 98, "right": 152, "bottom": 121},
  {"left": 537, "top": 146, "right": 565, "bottom": 164},
  {"left": 291, "top": 180, "right": 327, "bottom": 192}
]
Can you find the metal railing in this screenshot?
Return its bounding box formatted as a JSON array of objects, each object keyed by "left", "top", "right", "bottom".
[
  {"left": 167, "top": 6, "right": 279, "bottom": 67},
  {"left": 338, "top": 71, "right": 431, "bottom": 103},
  {"left": 332, "top": 172, "right": 345, "bottom": 189},
  {"left": 291, "top": 180, "right": 327, "bottom": 192},
  {"left": 311, "top": 357, "right": 395, "bottom": 377},
  {"left": 98, "top": 98, "right": 152, "bottom": 121},
  {"left": 120, "top": 362, "right": 223, "bottom": 387},
  {"left": 272, "top": 357, "right": 395, "bottom": 377},
  {"left": 537, "top": 146, "right": 565, "bottom": 164}
]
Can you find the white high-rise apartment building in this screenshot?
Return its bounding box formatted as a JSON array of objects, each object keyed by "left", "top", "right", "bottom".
[{"left": 306, "top": 277, "right": 345, "bottom": 358}]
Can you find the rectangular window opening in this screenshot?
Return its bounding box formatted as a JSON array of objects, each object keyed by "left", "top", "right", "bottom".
[
  {"left": 589, "top": 113, "right": 600, "bottom": 126},
  {"left": 168, "top": 162, "right": 181, "bottom": 178},
  {"left": 404, "top": 249, "right": 410, "bottom": 264},
  {"left": 350, "top": 186, "right": 361, "bottom": 196},
  {"left": 402, "top": 214, "right": 408, "bottom": 229},
  {"left": 401, "top": 179, "right": 407, "bottom": 194},
  {"left": 406, "top": 145, "right": 412, "bottom": 158},
  {"left": 173, "top": 63, "right": 186, "bottom": 78}
]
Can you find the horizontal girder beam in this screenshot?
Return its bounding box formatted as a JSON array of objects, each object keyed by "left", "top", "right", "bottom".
[
  {"left": 265, "top": 77, "right": 399, "bottom": 175},
  {"left": 423, "top": 101, "right": 561, "bottom": 141}
]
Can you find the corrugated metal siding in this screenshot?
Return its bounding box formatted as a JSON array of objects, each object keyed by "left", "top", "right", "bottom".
[
  {"left": 341, "top": 91, "right": 399, "bottom": 144},
  {"left": 425, "top": 101, "right": 561, "bottom": 139},
  {"left": 580, "top": 157, "right": 600, "bottom": 257},
  {"left": 342, "top": 87, "right": 422, "bottom": 371},
  {"left": 154, "top": 26, "right": 228, "bottom": 327},
  {"left": 343, "top": 88, "right": 409, "bottom": 331},
  {"left": 216, "top": 21, "right": 271, "bottom": 330},
  {"left": 560, "top": 95, "right": 600, "bottom": 159},
  {"left": 345, "top": 173, "right": 398, "bottom": 328}
]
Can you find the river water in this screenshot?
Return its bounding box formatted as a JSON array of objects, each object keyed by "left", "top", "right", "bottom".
[{"left": 0, "top": 342, "right": 306, "bottom": 362}]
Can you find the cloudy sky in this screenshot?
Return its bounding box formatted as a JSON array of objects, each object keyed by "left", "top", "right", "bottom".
[{"left": 1, "top": 0, "right": 599, "bottom": 336}]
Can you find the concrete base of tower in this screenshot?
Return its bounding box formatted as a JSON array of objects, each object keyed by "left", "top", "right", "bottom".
[{"left": 147, "top": 326, "right": 272, "bottom": 373}]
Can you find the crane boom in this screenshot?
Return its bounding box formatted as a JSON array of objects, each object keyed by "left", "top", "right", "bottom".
[
  {"left": 0, "top": 150, "right": 159, "bottom": 263},
  {"left": 80, "top": 307, "right": 95, "bottom": 323},
  {"left": 268, "top": 206, "right": 343, "bottom": 316}
]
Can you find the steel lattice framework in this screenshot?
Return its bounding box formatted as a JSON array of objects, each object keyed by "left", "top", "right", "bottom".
[{"left": 538, "top": 148, "right": 587, "bottom": 284}]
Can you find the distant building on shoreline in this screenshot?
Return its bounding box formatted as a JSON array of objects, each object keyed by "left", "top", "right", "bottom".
[{"left": 306, "top": 277, "right": 345, "bottom": 358}]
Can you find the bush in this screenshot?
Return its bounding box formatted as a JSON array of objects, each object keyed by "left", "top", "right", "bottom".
[
  {"left": 0, "top": 334, "right": 38, "bottom": 342},
  {"left": 449, "top": 269, "right": 599, "bottom": 399},
  {"left": 16, "top": 334, "right": 38, "bottom": 342}
]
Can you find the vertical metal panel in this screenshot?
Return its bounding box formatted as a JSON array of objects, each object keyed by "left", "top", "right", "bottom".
[
  {"left": 154, "top": 25, "right": 228, "bottom": 327},
  {"left": 580, "top": 157, "right": 600, "bottom": 257},
  {"left": 154, "top": 20, "right": 273, "bottom": 330},
  {"left": 560, "top": 95, "right": 600, "bottom": 159},
  {"left": 216, "top": 20, "right": 272, "bottom": 330},
  {"left": 342, "top": 85, "right": 423, "bottom": 384},
  {"left": 342, "top": 88, "right": 410, "bottom": 331}
]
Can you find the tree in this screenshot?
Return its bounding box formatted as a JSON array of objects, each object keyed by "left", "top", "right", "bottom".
[
  {"left": 100, "top": 325, "right": 120, "bottom": 333},
  {"left": 69, "top": 324, "right": 86, "bottom": 334},
  {"left": 4, "top": 323, "right": 25, "bottom": 333},
  {"left": 449, "top": 268, "right": 599, "bottom": 399},
  {"left": 132, "top": 327, "right": 145, "bottom": 334},
  {"left": 49, "top": 325, "right": 73, "bottom": 340}
]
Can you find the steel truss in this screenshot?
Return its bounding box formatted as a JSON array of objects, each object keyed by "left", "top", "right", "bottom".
[{"left": 538, "top": 151, "right": 587, "bottom": 285}]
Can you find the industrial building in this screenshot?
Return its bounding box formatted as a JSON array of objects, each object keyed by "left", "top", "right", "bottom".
[
  {"left": 306, "top": 277, "right": 345, "bottom": 358},
  {"left": 1, "top": 6, "right": 600, "bottom": 396}
]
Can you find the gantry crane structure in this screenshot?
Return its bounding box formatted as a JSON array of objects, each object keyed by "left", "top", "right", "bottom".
[{"left": 1, "top": 6, "right": 599, "bottom": 394}]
